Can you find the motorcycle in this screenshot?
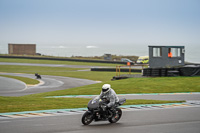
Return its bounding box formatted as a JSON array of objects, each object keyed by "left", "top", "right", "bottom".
[{"left": 81, "top": 96, "right": 126, "bottom": 125}]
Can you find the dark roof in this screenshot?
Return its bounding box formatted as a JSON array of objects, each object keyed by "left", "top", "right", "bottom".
[{"left": 148, "top": 45, "right": 184, "bottom": 48}]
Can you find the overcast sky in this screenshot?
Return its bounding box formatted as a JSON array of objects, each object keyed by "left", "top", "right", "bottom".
[{"left": 0, "top": 0, "right": 199, "bottom": 47}]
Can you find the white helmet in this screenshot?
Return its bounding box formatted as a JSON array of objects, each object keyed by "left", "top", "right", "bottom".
[{"left": 102, "top": 84, "right": 111, "bottom": 94}]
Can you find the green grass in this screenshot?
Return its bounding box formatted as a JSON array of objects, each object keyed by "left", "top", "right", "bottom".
[
  {"left": 0, "top": 97, "right": 90, "bottom": 113},
  {"left": 31, "top": 76, "right": 200, "bottom": 97},
  {"left": 0, "top": 59, "right": 199, "bottom": 113},
  {"left": 0, "top": 74, "right": 39, "bottom": 85},
  {"left": 0, "top": 58, "right": 121, "bottom": 67},
  {"left": 0, "top": 96, "right": 184, "bottom": 113},
  {"left": 0, "top": 65, "right": 121, "bottom": 81},
  {"left": 0, "top": 65, "right": 83, "bottom": 73},
  {"left": 0, "top": 65, "right": 200, "bottom": 96}
]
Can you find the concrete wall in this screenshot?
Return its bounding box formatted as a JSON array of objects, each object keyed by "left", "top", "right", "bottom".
[
  {"left": 149, "top": 46, "right": 185, "bottom": 68},
  {"left": 8, "top": 44, "right": 36, "bottom": 55}
]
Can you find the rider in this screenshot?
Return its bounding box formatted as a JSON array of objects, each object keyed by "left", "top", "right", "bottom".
[{"left": 99, "top": 84, "right": 119, "bottom": 108}]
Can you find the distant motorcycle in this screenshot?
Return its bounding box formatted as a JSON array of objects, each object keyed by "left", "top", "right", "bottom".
[
  {"left": 35, "top": 73, "right": 41, "bottom": 79},
  {"left": 81, "top": 96, "right": 126, "bottom": 125}
]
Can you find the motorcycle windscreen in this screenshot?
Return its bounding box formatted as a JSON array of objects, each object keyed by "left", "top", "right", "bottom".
[{"left": 87, "top": 99, "right": 100, "bottom": 109}]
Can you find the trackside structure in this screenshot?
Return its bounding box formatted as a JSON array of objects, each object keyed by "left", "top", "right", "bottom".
[
  {"left": 148, "top": 46, "right": 185, "bottom": 68},
  {"left": 8, "top": 43, "right": 36, "bottom": 55},
  {"left": 143, "top": 45, "right": 200, "bottom": 77}
]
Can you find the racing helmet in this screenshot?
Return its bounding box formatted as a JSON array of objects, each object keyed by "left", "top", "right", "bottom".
[{"left": 102, "top": 84, "right": 111, "bottom": 94}]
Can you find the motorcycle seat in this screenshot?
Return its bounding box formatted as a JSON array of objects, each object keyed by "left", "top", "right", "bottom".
[{"left": 118, "top": 98, "right": 126, "bottom": 105}]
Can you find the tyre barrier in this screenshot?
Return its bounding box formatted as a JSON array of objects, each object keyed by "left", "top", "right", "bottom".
[
  {"left": 143, "top": 65, "right": 200, "bottom": 77},
  {"left": 91, "top": 68, "right": 141, "bottom": 72}
]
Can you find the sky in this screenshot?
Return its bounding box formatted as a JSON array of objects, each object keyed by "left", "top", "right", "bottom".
[{"left": 0, "top": 0, "right": 200, "bottom": 50}]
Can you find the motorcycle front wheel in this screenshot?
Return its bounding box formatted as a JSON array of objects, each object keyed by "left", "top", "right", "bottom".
[
  {"left": 82, "top": 111, "right": 94, "bottom": 125},
  {"left": 108, "top": 108, "right": 122, "bottom": 123}
]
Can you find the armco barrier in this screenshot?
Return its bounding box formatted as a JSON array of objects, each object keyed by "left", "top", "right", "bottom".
[{"left": 0, "top": 55, "right": 127, "bottom": 64}]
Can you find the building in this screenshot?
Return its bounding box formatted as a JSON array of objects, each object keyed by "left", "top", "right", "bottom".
[
  {"left": 149, "top": 46, "right": 185, "bottom": 68},
  {"left": 143, "top": 46, "right": 200, "bottom": 77},
  {"left": 8, "top": 44, "right": 36, "bottom": 55}
]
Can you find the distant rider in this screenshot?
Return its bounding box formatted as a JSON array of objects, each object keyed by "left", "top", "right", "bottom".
[{"left": 99, "top": 84, "right": 119, "bottom": 108}]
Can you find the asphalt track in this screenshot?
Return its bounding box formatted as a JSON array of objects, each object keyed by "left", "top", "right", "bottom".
[
  {"left": 121, "top": 93, "right": 200, "bottom": 101},
  {"left": 0, "top": 62, "right": 107, "bottom": 68},
  {"left": 0, "top": 73, "right": 99, "bottom": 96},
  {"left": 0, "top": 107, "right": 199, "bottom": 133},
  {"left": 0, "top": 76, "right": 26, "bottom": 92},
  {"left": 1, "top": 72, "right": 200, "bottom": 101},
  {"left": 0, "top": 63, "right": 200, "bottom": 132},
  {"left": 0, "top": 62, "right": 143, "bottom": 69}
]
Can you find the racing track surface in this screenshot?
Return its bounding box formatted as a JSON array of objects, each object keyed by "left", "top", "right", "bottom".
[
  {"left": 0, "top": 73, "right": 99, "bottom": 96},
  {"left": 0, "top": 62, "right": 143, "bottom": 69},
  {"left": 1, "top": 73, "right": 200, "bottom": 101},
  {"left": 0, "top": 106, "right": 199, "bottom": 133},
  {"left": 0, "top": 76, "right": 26, "bottom": 92},
  {"left": 0, "top": 62, "right": 107, "bottom": 68},
  {"left": 0, "top": 63, "right": 200, "bottom": 132}
]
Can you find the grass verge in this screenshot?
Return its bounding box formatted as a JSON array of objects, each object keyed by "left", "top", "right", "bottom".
[
  {"left": 0, "top": 61, "right": 198, "bottom": 113},
  {"left": 0, "top": 65, "right": 126, "bottom": 81},
  {"left": 31, "top": 76, "right": 200, "bottom": 97},
  {"left": 0, "top": 96, "right": 184, "bottom": 113},
  {"left": 0, "top": 58, "right": 121, "bottom": 67},
  {"left": 0, "top": 74, "right": 39, "bottom": 85}
]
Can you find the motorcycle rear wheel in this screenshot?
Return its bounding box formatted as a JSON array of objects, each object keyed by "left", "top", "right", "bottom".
[
  {"left": 108, "top": 108, "right": 122, "bottom": 123},
  {"left": 82, "top": 111, "right": 93, "bottom": 125}
]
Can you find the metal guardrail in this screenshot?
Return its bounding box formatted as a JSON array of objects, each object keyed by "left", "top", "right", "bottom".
[{"left": 0, "top": 55, "right": 127, "bottom": 64}]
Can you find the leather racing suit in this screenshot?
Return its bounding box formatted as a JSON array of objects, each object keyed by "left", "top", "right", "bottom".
[{"left": 99, "top": 88, "right": 119, "bottom": 108}]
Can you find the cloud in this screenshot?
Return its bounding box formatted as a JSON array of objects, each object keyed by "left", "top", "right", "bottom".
[{"left": 86, "top": 46, "right": 98, "bottom": 49}]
